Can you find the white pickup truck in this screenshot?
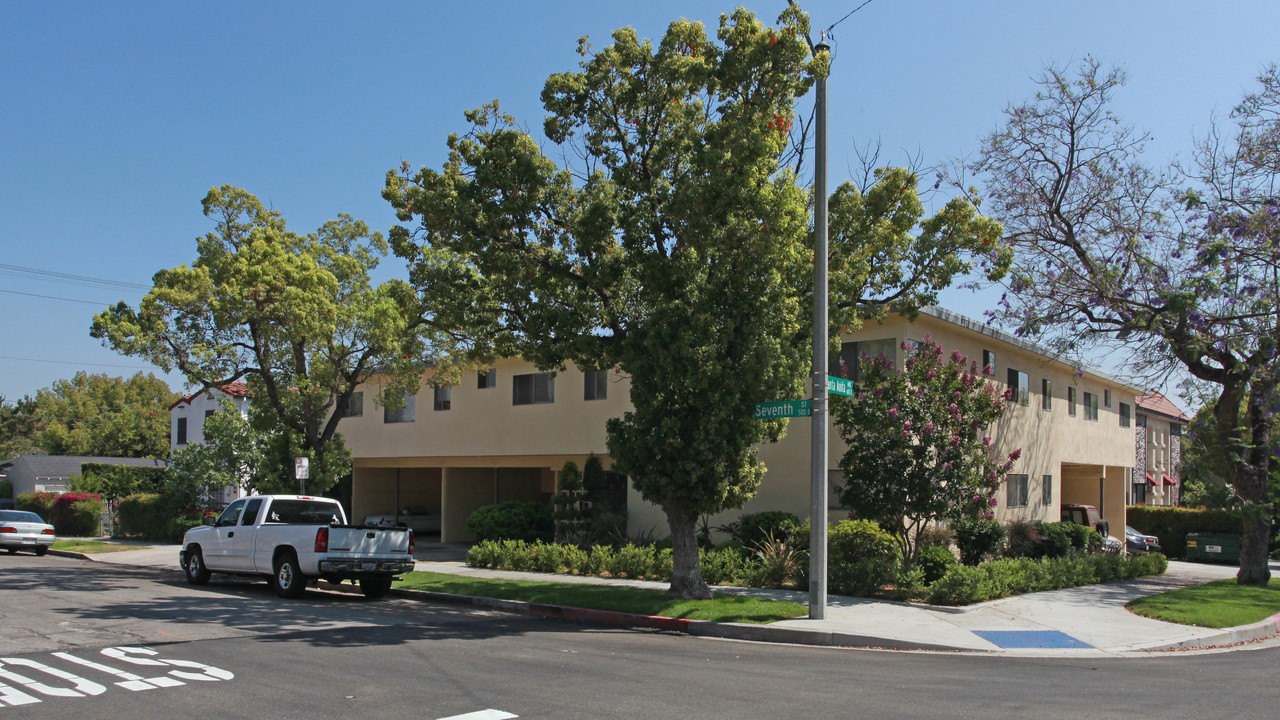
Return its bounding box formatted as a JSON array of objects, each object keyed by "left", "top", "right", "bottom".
[{"left": 179, "top": 495, "right": 415, "bottom": 599}]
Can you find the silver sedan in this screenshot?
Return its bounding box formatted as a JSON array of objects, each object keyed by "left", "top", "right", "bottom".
[{"left": 0, "top": 510, "right": 56, "bottom": 556}]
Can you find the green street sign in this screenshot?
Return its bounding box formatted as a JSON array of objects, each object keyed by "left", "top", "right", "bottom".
[
  {"left": 827, "top": 375, "right": 854, "bottom": 397},
  {"left": 754, "top": 399, "right": 812, "bottom": 419}
]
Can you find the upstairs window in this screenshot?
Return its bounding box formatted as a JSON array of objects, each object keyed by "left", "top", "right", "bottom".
[
  {"left": 837, "top": 338, "right": 897, "bottom": 381},
  {"left": 342, "top": 391, "right": 363, "bottom": 418},
  {"left": 477, "top": 369, "right": 497, "bottom": 389},
  {"left": 1068, "top": 387, "right": 1077, "bottom": 417},
  {"left": 982, "top": 349, "right": 996, "bottom": 375},
  {"left": 1119, "top": 402, "right": 1132, "bottom": 428},
  {"left": 1083, "top": 392, "right": 1099, "bottom": 421},
  {"left": 1007, "top": 369, "right": 1030, "bottom": 406},
  {"left": 384, "top": 395, "right": 415, "bottom": 423},
  {"left": 1006, "top": 474, "right": 1029, "bottom": 508},
  {"left": 584, "top": 369, "right": 608, "bottom": 401},
  {"left": 1104, "top": 389, "right": 1113, "bottom": 408},
  {"left": 1042, "top": 474, "right": 1053, "bottom": 506},
  {"left": 176, "top": 417, "right": 188, "bottom": 445},
  {"left": 433, "top": 385, "right": 451, "bottom": 411},
  {"left": 1041, "top": 379, "right": 1052, "bottom": 410},
  {"left": 513, "top": 372, "right": 555, "bottom": 405}
]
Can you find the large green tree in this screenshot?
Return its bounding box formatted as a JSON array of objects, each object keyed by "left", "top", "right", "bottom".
[
  {"left": 0, "top": 395, "right": 40, "bottom": 459},
  {"left": 92, "top": 186, "right": 443, "bottom": 494},
  {"left": 28, "top": 371, "right": 174, "bottom": 458},
  {"left": 386, "top": 6, "right": 1005, "bottom": 599},
  {"left": 973, "top": 59, "right": 1280, "bottom": 584}
]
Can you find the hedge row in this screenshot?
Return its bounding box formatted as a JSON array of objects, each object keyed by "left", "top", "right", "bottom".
[
  {"left": 466, "top": 539, "right": 766, "bottom": 586},
  {"left": 926, "top": 552, "right": 1169, "bottom": 606},
  {"left": 115, "top": 493, "right": 206, "bottom": 542},
  {"left": 1126, "top": 506, "right": 1241, "bottom": 559}
]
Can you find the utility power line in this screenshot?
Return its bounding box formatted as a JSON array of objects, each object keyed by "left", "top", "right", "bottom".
[{"left": 0, "top": 263, "right": 150, "bottom": 293}]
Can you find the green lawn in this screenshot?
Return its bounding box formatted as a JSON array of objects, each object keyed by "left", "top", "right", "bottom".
[
  {"left": 1128, "top": 578, "right": 1280, "bottom": 628},
  {"left": 394, "top": 571, "right": 807, "bottom": 624},
  {"left": 51, "top": 539, "right": 143, "bottom": 554}
]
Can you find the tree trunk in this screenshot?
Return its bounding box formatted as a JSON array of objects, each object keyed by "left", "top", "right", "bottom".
[
  {"left": 664, "top": 503, "right": 712, "bottom": 600},
  {"left": 1236, "top": 398, "right": 1273, "bottom": 586}
]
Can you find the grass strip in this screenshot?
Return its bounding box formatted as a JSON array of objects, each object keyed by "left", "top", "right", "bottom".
[
  {"left": 395, "top": 571, "right": 807, "bottom": 624},
  {"left": 1128, "top": 578, "right": 1280, "bottom": 628},
  {"left": 51, "top": 539, "right": 143, "bottom": 554}
]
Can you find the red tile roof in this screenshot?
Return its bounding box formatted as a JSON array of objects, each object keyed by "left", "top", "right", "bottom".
[
  {"left": 170, "top": 381, "right": 251, "bottom": 410},
  {"left": 1137, "top": 392, "right": 1191, "bottom": 423}
]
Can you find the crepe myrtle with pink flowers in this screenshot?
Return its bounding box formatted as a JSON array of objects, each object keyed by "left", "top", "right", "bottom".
[{"left": 832, "top": 335, "right": 1020, "bottom": 571}]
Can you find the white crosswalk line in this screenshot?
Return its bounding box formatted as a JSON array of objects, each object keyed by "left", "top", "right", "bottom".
[{"left": 436, "top": 710, "right": 518, "bottom": 720}]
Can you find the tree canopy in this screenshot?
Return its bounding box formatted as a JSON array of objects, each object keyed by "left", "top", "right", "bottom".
[
  {"left": 973, "top": 58, "right": 1280, "bottom": 584},
  {"left": 386, "top": 5, "right": 1007, "bottom": 599},
  {"left": 92, "top": 186, "right": 444, "bottom": 493},
  {"left": 23, "top": 371, "right": 175, "bottom": 459}
]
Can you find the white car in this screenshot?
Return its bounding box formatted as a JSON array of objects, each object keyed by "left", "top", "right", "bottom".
[{"left": 0, "top": 510, "right": 56, "bottom": 556}]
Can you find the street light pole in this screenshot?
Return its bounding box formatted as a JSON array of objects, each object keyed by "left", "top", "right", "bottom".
[{"left": 808, "top": 37, "right": 830, "bottom": 620}]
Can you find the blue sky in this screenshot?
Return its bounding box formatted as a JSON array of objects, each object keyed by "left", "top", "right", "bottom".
[{"left": 2, "top": 1, "right": 1277, "bottom": 408}]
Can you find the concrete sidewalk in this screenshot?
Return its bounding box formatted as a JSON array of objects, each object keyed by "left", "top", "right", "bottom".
[{"left": 53, "top": 540, "right": 1280, "bottom": 657}]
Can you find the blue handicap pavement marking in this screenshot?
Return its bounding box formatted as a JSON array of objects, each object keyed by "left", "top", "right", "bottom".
[{"left": 973, "top": 630, "right": 1093, "bottom": 649}]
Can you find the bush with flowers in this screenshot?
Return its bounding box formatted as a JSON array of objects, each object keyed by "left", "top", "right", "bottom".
[{"left": 832, "top": 335, "right": 1020, "bottom": 572}]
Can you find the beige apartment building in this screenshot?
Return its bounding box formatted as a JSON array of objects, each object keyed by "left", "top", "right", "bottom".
[
  {"left": 338, "top": 307, "right": 1146, "bottom": 543},
  {"left": 1132, "top": 393, "right": 1191, "bottom": 507}
]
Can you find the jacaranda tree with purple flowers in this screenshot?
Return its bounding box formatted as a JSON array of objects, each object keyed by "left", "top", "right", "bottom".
[
  {"left": 832, "top": 335, "right": 1020, "bottom": 571},
  {"left": 972, "top": 58, "right": 1280, "bottom": 585}
]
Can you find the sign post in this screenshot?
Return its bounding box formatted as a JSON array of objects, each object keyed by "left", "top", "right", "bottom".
[{"left": 295, "top": 457, "right": 309, "bottom": 495}]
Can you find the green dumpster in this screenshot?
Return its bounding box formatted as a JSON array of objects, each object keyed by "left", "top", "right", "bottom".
[{"left": 1185, "top": 532, "right": 1241, "bottom": 564}]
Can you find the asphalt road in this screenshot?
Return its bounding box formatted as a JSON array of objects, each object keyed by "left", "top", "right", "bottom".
[{"left": 3, "top": 553, "right": 1280, "bottom": 719}]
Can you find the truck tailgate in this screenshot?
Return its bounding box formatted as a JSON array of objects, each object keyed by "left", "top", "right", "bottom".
[{"left": 326, "top": 526, "right": 411, "bottom": 557}]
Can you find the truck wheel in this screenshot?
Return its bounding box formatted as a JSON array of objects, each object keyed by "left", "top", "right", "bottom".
[
  {"left": 272, "top": 551, "right": 307, "bottom": 598},
  {"left": 184, "top": 546, "right": 211, "bottom": 585},
  {"left": 360, "top": 576, "right": 394, "bottom": 599}
]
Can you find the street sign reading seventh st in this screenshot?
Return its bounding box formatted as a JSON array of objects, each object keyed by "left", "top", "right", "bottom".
[{"left": 753, "top": 399, "right": 812, "bottom": 419}]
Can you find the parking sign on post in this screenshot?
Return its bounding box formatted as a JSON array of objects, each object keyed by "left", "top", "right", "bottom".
[{"left": 295, "top": 457, "right": 309, "bottom": 494}]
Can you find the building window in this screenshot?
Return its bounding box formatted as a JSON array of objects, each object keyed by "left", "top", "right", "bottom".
[
  {"left": 1083, "top": 392, "right": 1099, "bottom": 421},
  {"left": 1132, "top": 482, "right": 1147, "bottom": 505},
  {"left": 433, "top": 385, "right": 451, "bottom": 411},
  {"left": 1042, "top": 474, "right": 1053, "bottom": 506},
  {"left": 205, "top": 409, "right": 216, "bottom": 421},
  {"left": 176, "top": 417, "right": 188, "bottom": 445},
  {"left": 1068, "top": 387, "right": 1077, "bottom": 417},
  {"left": 384, "top": 395, "right": 415, "bottom": 423},
  {"left": 1119, "top": 402, "right": 1131, "bottom": 428},
  {"left": 342, "top": 391, "right": 363, "bottom": 418},
  {"left": 584, "top": 369, "right": 608, "bottom": 401},
  {"left": 1007, "top": 369, "right": 1030, "bottom": 406},
  {"left": 1007, "top": 474, "right": 1029, "bottom": 508},
  {"left": 1104, "top": 389, "right": 1112, "bottom": 408},
  {"left": 477, "top": 369, "right": 497, "bottom": 389},
  {"left": 1041, "top": 379, "right": 1052, "bottom": 411},
  {"left": 837, "top": 338, "right": 897, "bottom": 381},
  {"left": 982, "top": 349, "right": 996, "bottom": 375},
  {"left": 513, "top": 372, "right": 555, "bottom": 405}
]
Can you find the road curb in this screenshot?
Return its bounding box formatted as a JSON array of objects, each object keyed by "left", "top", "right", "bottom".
[
  {"left": 1116, "top": 611, "right": 1280, "bottom": 652},
  {"left": 387, "top": 587, "right": 961, "bottom": 651}
]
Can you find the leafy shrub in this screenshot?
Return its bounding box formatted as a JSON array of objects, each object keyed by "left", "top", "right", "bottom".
[
  {"left": 16, "top": 492, "right": 57, "bottom": 521},
  {"left": 918, "top": 525, "right": 954, "bottom": 548},
  {"left": 1004, "top": 519, "right": 1041, "bottom": 558},
  {"left": 926, "top": 553, "right": 1168, "bottom": 605},
  {"left": 724, "top": 511, "right": 804, "bottom": 549},
  {"left": 700, "top": 545, "right": 752, "bottom": 585},
  {"left": 466, "top": 502, "right": 554, "bottom": 543},
  {"left": 0, "top": 478, "right": 12, "bottom": 500},
  {"left": 953, "top": 517, "right": 1006, "bottom": 565},
  {"left": 115, "top": 493, "right": 202, "bottom": 541},
  {"left": 1126, "top": 506, "right": 1240, "bottom": 560},
  {"left": 828, "top": 519, "right": 900, "bottom": 596},
  {"left": 53, "top": 493, "right": 104, "bottom": 536},
  {"left": 746, "top": 531, "right": 806, "bottom": 589},
  {"left": 916, "top": 544, "right": 959, "bottom": 584}
]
